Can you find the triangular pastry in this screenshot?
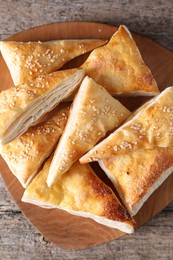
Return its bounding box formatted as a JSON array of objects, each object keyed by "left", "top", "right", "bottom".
[
  {"left": 22, "top": 157, "right": 135, "bottom": 234},
  {"left": 99, "top": 147, "right": 173, "bottom": 216},
  {"left": 47, "top": 76, "right": 131, "bottom": 186},
  {"left": 80, "top": 87, "right": 173, "bottom": 163},
  {"left": 0, "top": 68, "right": 84, "bottom": 144},
  {"left": 0, "top": 106, "right": 69, "bottom": 188},
  {"left": 0, "top": 39, "right": 106, "bottom": 85},
  {"left": 81, "top": 25, "right": 159, "bottom": 96}
]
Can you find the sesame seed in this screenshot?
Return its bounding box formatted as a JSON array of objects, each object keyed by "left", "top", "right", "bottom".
[
  {"left": 156, "top": 133, "right": 161, "bottom": 138},
  {"left": 114, "top": 145, "right": 120, "bottom": 151},
  {"left": 79, "top": 44, "right": 84, "bottom": 48},
  {"left": 90, "top": 99, "right": 96, "bottom": 104},
  {"left": 133, "top": 141, "right": 138, "bottom": 145},
  {"left": 130, "top": 123, "right": 142, "bottom": 131},
  {"left": 60, "top": 48, "right": 65, "bottom": 53},
  {"left": 120, "top": 141, "right": 133, "bottom": 149},
  {"left": 62, "top": 112, "right": 67, "bottom": 116}
]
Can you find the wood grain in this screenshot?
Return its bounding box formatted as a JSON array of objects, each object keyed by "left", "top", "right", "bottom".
[{"left": 0, "top": 22, "right": 173, "bottom": 250}]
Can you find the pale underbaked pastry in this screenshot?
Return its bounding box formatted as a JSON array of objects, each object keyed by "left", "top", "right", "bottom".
[
  {"left": 81, "top": 25, "right": 159, "bottom": 96},
  {"left": 0, "top": 106, "right": 69, "bottom": 188},
  {"left": 47, "top": 76, "right": 131, "bottom": 187},
  {"left": 0, "top": 68, "right": 85, "bottom": 144},
  {"left": 99, "top": 147, "right": 173, "bottom": 216},
  {"left": 0, "top": 39, "right": 107, "bottom": 85},
  {"left": 22, "top": 157, "right": 135, "bottom": 233},
  {"left": 80, "top": 87, "right": 173, "bottom": 163}
]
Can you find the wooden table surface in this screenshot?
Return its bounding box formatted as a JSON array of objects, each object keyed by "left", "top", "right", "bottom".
[{"left": 0, "top": 1, "right": 173, "bottom": 259}]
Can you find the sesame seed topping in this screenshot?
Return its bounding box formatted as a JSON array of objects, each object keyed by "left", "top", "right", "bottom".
[
  {"left": 79, "top": 44, "right": 84, "bottom": 48},
  {"left": 156, "top": 133, "right": 161, "bottom": 138},
  {"left": 60, "top": 48, "right": 65, "bottom": 53},
  {"left": 152, "top": 125, "right": 158, "bottom": 130},
  {"left": 120, "top": 141, "right": 133, "bottom": 150},
  {"left": 130, "top": 123, "right": 142, "bottom": 131},
  {"left": 90, "top": 99, "right": 96, "bottom": 104},
  {"left": 114, "top": 145, "right": 120, "bottom": 151}
]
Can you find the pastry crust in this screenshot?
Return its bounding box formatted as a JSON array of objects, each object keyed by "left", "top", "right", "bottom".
[
  {"left": 0, "top": 68, "right": 85, "bottom": 144},
  {"left": 81, "top": 25, "right": 159, "bottom": 95},
  {"left": 0, "top": 106, "right": 69, "bottom": 187},
  {"left": 0, "top": 39, "right": 107, "bottom": 85},
  {"left": 47, "top": 76, "right": 131, "bottom": 186},
  {"left": 99, "top": 147, "right": 173, "bottom": 215},
  {"left": 22, "top": 157, "right": 135, "bottom": 233},
  {"left": 80, "top": 87, "right": 173, "bottom": 163}
]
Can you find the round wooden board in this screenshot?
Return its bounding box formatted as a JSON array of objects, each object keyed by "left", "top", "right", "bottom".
[{"left": 0, "top": 22, "right": 173, "bottom": 249}]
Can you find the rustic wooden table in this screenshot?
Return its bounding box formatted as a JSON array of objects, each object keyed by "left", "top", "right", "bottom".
[{"left": 0, "top": 1, "right": 173, "bottom": 259}]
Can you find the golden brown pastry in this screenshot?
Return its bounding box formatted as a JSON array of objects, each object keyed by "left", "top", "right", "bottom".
[
  {"left": 0, "top": 39, "right": 107, "bottom": 85},
  {"left": 0, "top": 106, "right": 69, "bottom": 188},
  {"left": 0, "top": 68, "right": 84, "bottom": 144},
  {"left": 22, "top": 157, "right": 135, "bottom": 233},
  {"left": 47, "top": 76, "right": 131, "bottom": 186},
  {"left": 99, "top": 147, "right": 173, "bottom": 216},
  {"left": 80, "top": 87, "right": 173, "bottom": 163},
  {"left": 81, "top": 25, "right": 159, "bottom": 96}
]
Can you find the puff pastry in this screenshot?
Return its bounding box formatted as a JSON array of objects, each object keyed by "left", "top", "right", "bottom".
[
  {"left": 0, "top": 106, "right": 69, "bottom": 188},
  {"left": 22, "top": 157, "right": 135, "bottom": 233},
  {"left": 99, "top": 147, "right": 173, "bottom": 215},
  {"left": 80, "top": 87, "right": 173, "bottom": 163},
  {"left": 81, "top": 25, "right": 159, "bottom": 96},
  {"left": 0, "top": 68, "right": 85, "bottom": 144},
  {"left": 47, "top": 76, "right": 131, "bottom": 186},
  {"left": 0, "top": 39, "right": 106, "bottom": 85}
]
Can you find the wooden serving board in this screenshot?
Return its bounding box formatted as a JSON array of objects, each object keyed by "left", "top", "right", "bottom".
[{"left": 0, "top": 22, "right": 173, "bottom": 249}]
